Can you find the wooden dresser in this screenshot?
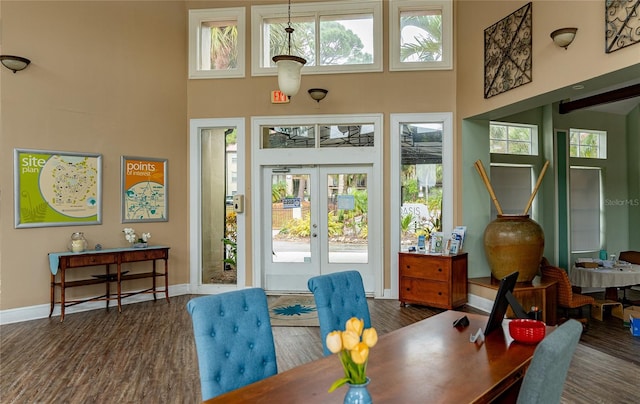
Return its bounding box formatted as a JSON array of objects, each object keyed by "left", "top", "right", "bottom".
[{"left": 399, "top": 252, "right": 468, "bottom": 309}]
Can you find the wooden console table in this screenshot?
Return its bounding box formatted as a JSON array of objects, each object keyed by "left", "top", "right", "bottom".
[
  {"left": 470, "top": 276, "right": 557, "bottom": 325},
  {"left": 48, "top": 246, "right": 170, "bottom": 321}
]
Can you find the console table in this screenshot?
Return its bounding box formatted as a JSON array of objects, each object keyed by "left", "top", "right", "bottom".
[{"left": 48, "top": 246, "right": 170, "bottom": 321}]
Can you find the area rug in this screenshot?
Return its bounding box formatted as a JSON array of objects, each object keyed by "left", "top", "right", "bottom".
[{"left": 269, "top": 295, "right": 319, "bottom": 327}]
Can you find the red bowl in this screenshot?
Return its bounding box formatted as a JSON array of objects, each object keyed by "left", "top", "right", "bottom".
[{"left": 509, "top": 319, "right": 546, "bottom": 344}]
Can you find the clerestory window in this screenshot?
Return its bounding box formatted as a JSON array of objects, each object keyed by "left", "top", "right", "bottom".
[{"left": 251, "top": 1, "right": 382, "bottom": 76}]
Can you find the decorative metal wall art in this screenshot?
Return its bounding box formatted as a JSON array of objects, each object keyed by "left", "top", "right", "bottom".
[
  {"left": 606, "top": 0, "right": 640, "bottom": 53},
  {"left": 484, "top": 3, "right": 533, "bottom": 99}
]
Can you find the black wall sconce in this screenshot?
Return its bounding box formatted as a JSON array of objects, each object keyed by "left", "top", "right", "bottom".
[
  {"left": 0, "top": 55, "right": 31, "bottom": 73},
  {"left": 308, "top": 88, "right": 328, "bottom": 103}
]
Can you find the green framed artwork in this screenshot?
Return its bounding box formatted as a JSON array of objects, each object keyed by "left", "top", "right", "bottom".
[{"left": 14, "top": 148, "right": 102, "bottom": 228}]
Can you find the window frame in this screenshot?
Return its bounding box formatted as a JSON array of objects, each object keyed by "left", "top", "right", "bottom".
[
  {"left": 489, "top": 121, "right": 539, "bottom": 156},
  {"left": 569, "top": 128, "right": 608, "bottom": 159},
  {"left": 188, "top": 8, "right": 246, "bottom": 80},
  {"left": 251, "top": 0, "right": 383, "bottom": 77},
  {"left": 389, "top": 0, "right": 453, "bottom": 71}
]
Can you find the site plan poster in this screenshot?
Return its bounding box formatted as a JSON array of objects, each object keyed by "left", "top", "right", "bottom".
[
  {"left": 14, "top": 149, "right": 102, "bottom": 228},
  {"left": 121, "top": 156, "right": 168, "bottom": 223}
]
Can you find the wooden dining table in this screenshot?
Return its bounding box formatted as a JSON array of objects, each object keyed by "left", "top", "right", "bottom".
[{"left": 204, "top": 310, "right": 554, "bottom": 403}]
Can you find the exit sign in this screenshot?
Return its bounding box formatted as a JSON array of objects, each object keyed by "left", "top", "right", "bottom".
[{"left": 271, "top": 90, "right": 290, "bottom": 104}]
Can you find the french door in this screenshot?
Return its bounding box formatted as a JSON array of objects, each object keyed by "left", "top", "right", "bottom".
[{"left": 262, "top": 165, "right": 373, "bottom": 292}]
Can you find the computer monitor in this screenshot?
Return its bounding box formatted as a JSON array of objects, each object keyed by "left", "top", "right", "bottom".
[{"left": 484, "top": 271, "right": 529, "bottom": 336}]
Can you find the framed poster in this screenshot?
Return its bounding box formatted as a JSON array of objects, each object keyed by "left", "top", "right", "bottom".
[
  {"left": 14, "top": 148, "right": 102, "bottom": 228},
  {"left": 121, "top": 156, "right": 168, "bottom": 222}
]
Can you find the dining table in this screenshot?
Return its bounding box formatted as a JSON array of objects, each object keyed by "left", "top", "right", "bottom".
[
  {"left": 570, "top": 262, "right": 640, "bottom": 301},
  {"left": 203, "top": 310, "right": 555, "bottom": 403}
]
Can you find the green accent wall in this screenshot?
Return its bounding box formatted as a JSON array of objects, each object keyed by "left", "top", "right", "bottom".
[
  {"left": 555, "top": 130, "right": 569, "bottom": 269},
  {"left": 462, "top": 119, "right": 492, "bottom": 278},
  {"left": 626, "top": 105, "right": 640, "bottom": 248}
]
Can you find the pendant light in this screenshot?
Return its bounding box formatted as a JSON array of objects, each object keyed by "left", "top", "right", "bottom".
[{"left": 272, "top": 0, "right": 307, "bottom": 97}]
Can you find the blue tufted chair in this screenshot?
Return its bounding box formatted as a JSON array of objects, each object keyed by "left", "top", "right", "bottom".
[
  {"left": 307, "top": 270, "right": 371, "bottom": 356},
  {"left": 186, "top": 288, "right": 277, "bottom": 401},
  {"left": 516, "top": 319, "right": 582, "bottom": 404}
]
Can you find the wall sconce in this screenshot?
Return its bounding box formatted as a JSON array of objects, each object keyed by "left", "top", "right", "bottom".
[
  {"left": 272, "top": 0, "right": 306, "bottom": 97},
  {"left": 308, "top": 88, "right": 328, "bottom": 103},
  {"left": 550, "top": 28, "right": 577, "bottom": 49},
  {"left": 0, "top": 55, "right": 31, "bottom": 73}
]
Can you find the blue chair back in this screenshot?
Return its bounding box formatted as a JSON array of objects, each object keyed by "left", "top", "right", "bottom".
[
  {"left": 186, "top": 288, "right": 277, "bottom": 401},
  {"left": 307, "top": 270, "right": 371, "bottom": 355},
  {"left": 516, "top": 319, "right": 582, "bottom": 404}
]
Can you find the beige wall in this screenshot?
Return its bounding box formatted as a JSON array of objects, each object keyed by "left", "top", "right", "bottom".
[
  {"left": 457, "top": 0, "right": 640, "bottom": 120},
  {"left": 1, "top": 0, "right": 637, "bottom": 314},
  {"left": 0, "top": 1, "right": 188, "bottom": 310}
]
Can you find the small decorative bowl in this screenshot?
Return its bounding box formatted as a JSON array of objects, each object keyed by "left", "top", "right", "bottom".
[{"left": 509, "top": 319, "right": 546, "bottom": 344}]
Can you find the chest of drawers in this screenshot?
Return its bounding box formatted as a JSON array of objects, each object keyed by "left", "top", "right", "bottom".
[{"left": 399, "top": 252, "right": 468, "bottom": 309}]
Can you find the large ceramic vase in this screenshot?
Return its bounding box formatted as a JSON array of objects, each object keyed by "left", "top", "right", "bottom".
[
  {"left": 344, "top": 377, "right": 372, "bottom": 404},
  {"left": 483, "top": 215, "right": 544, "bottom": 282}
]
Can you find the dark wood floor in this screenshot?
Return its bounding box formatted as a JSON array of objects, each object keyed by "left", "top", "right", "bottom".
[{"left": 1, "top": 291, "right": 639, "bottom": 403}]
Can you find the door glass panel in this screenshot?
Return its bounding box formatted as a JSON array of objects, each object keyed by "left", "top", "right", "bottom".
[
  {"left": 271, "top": 173, "right": 312, "bottom": 263},
  {"left": 327, "top": 173, "right": 369, "bottom": 263},
  {"left": 400, "top": 123, "right": 443, "bottom": 250},
  {"left": 201, "top": 128, "right": 238, "bottom": 284}
]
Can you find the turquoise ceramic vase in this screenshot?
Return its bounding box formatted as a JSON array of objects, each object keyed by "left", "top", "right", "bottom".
[{"left": 344, "top": 377, "right": 372, "bottom": 404}]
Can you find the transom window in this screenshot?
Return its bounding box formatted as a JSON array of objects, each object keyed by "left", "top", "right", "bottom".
[
  {"left": 251, "top": 1, "right": 382, "bottom": 75},
  {"left": 490, "top": 122, "right": 538, "bottom": 156},
  {"left": 569, "top": 128, "right": 607, "bottom": 159},
  {"left": 389, "top": 0, "right": 453, "bottom": 71},
  {"left": 188, "top": 8, "right": 246, "bottom": 79},
  {"left": 261, "top": 124, "right": 375, "bottom": 149}
]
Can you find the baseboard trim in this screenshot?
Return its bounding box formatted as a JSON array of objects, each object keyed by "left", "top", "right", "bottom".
[{"left": 0, "top": 284, "right": 190, "bottom": 325}]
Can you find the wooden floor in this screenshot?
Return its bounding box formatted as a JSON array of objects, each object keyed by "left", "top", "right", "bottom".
[{"left": 1, "top": 291, "right": 639, "bottom": 403}]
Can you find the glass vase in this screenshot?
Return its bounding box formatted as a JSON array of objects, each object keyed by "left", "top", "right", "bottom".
[
  {"left": 344, "top": 377, "right": 372, "bottom": 404},
  {"left": 69, "top": 232, "right": 87, "bottom": 253}
]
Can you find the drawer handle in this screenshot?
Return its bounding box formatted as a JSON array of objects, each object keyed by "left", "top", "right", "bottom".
[
  {"left": 406, "top": 265, "right": 411, "bottom": 269},
  {"left": 438, "top": 292, "right": 442, "bottom": 295},
  {"left": 438, "top": 268, "right": 442, "bottom": 272}
]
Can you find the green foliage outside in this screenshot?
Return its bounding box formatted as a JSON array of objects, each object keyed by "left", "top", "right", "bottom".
[
  {"left": 279, "top": 189, "right": 368, "bottom": 240},
  {"left": 272, "top": 181, "right": 287, "bottom": 203},
  {"left": 269, "top": 21, "right": 372, "bottom": 65},
  {"left": 400, "top": 14, "right": 443, "bottom": 62},
  {"left": 209, "top": 25, "right": 238, "bottom": 69},
  {"left": 222, "top": 211, "right": 237, "bottom": 269}
]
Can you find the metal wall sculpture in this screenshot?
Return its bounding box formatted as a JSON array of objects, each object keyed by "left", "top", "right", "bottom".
[
  {"left": 484, "top": 2, "right": 533, "bottom": 99},
  {"left": 606, "top": 0, "right": 640, "bottom": 53}
]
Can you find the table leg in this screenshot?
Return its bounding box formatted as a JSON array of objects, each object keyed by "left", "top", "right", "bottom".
[
  {"left": 152, "top": 260, "right": 157, "bottom": 301},
  {"left": 164, "top": 257, "right": 170, "bottom": 303},
  {"left": 49, "top": 273, "right": 55, "bottom": 317},
  {"left": 605, "top": 287, "right": 619, "bottom": 301},
  {"left": 117, "top": 263, "right": 122, "bottom": 313},
  {"left": 60, "top": 268, "right": 66, "bottom": 322},
  {"left": 106, "top": 264, "right": 111, "bottom": 310}
]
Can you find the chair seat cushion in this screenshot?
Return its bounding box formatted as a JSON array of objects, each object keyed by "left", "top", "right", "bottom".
[{"left": 565, "top": 293, "right": 595, "bottom": 308}]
